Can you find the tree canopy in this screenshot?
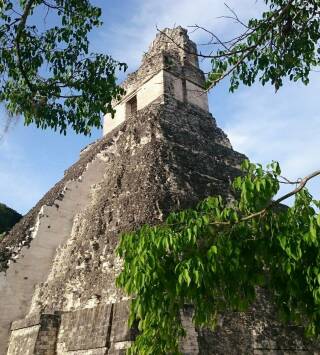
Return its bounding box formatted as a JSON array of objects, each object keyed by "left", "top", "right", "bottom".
[
  {"left": 0, "top": 202, "right": 22, "bottom": 235},
  {"left": 0, "top": 0, "right": 127, "bottom": 135}
]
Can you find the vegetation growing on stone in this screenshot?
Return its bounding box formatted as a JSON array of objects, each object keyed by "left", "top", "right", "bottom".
[{"left": 0, "top": 202, "right": 22, "bottom": 235}]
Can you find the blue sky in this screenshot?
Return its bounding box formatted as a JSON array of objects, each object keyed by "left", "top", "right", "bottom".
[{"left": 1, "top": 0, "right": 319, "bottom": 214}]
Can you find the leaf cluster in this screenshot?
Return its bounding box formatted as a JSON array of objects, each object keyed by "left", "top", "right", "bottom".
[
  {"left": 0, "top": 0, "right": 127, "bottom": 134},
  {"left": 206, "top": 0, "right": 320, "bottom": 92},
  {"left": 117, "top": 161, "right": 320, "bottom": 354}
]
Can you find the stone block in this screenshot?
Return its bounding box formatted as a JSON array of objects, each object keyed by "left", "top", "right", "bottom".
[
  {"left": 110, "top": 301, "right": 138, "bottom": 344},
  {"left": 58, "top": 304, "right": 112, "bottom": 351}
]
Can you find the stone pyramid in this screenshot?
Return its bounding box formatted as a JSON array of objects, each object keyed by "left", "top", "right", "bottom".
[{"left": 0, "top": 27, "right": 318, "bottom": 355}]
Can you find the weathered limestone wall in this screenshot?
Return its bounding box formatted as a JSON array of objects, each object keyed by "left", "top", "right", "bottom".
[
  {"left": 186, "top": 80, "right": 209, "bottom": 111},
  {"left": 164, "top": 71, "right": 184, "bottom": 102},
  {"left": 197, "top": 289, "right": 320, "bottom": 354},
  {"left": 4, "top": 96, "right": 245, "bottom": 354},
  {"left": 103, "top": 68, "right": 208, "bottom": 136},
  {"left": 136, "top": 70, "right": 164, "bottom": 110},
  {"left": 0, "top": 145, "right": 110, "bottom": 354},
  {"left": 28, "top": 99, "right": 243, "bottom": 316},
  {"left": 7, "top": 313, "right": 60, "bottom": 355},
  {"left": 180, "top": 307, "right": 200, "bottom": 354},
  {"left": 56, "top": 304, "right": 112, "bottom": 353},
  {"left": 103, "top": 104, "right": 126, "bottom": 136},
  {"left": 5, "top": 302, "right": 135, "bottom": 355},
  {"left": 103, "top": 71, "right": 165, "bottom": 135},
  {"left": 7, "top": 325, "right": 40, "bottom": 355}
]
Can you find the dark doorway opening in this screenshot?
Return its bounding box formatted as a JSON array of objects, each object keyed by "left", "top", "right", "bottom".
[{"left": 126, "top": 95, "right": 137, "bottom": 117}]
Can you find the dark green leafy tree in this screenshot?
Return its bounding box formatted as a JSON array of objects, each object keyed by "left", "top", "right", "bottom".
[
  {"left": 0, "top": 0, "right": 127, "bottom": 135},
  {"left": 0, "top": 202, "right": 22, "bottom": 235},
  {"left": 117, "top": 162, "right": 320, "bottom": 354}
]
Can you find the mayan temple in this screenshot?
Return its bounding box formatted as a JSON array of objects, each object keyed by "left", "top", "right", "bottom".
[{"left": 0, "top": 27, "right": 318, "bottom": 354}]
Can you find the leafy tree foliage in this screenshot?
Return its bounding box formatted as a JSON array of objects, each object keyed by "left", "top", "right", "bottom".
[
  {"left": 117, "top": 161, "right": 320, "bottom": 354},
  {"left": 0, "top": 0, "right": 127, "bottom": 135},
  {"left": 198, "top": 0, "right": 320, "bottom": 91},
  {"left": 0, "top": 202, "right": 22, "bottom": 234}
]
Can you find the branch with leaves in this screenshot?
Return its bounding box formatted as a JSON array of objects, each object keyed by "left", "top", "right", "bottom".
[
  {"left": 0, "top": 0, "right": 127, "bottom": 135},
  {"left": 159, "top": 0, "right": 320, "bottom": 93},
  {"left": 204, "top": 0, "right": 320, "bottom": 92},
  {"left": 117, "top": 161, "right": 320, "bottom": 354}
]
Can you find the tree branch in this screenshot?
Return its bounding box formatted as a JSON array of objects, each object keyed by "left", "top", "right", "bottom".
[
  {"left": 156, "top": 25, "right": 256, "bottom": 60},
  {"left": 15, "top": 0, "right": 37, "bottom": 92},
  {"left": 157, "top": 0, "right": 295, "bottom": 92},
  {"left": 210, "top": 169, "right": 320, "bottom": 226},
  {"left": 205, "top": 0, "right": 295, "bottom": 91},
  {"left": 270, "top": 169, "right": 320, "bottom": 207}
]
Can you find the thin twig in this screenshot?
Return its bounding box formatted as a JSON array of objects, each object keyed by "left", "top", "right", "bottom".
[
  {"left": 279, "top": 176, "right": 300, "bottom": 184},
  {"left": 223, "top": 2, "right": 250, "bottom": 29}
]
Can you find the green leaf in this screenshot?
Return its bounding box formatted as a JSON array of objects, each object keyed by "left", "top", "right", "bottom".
[
  {"left": 183, "top": 269, "right": 191, "bottom": 286},
  {"left": 310, "top": 220, "right": 317, "bottom": 242},
  {"left": 208, "top": 245, "right": 218, "bottom": 258}
]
